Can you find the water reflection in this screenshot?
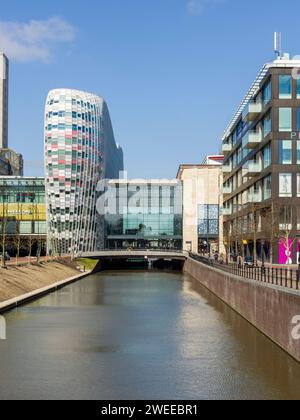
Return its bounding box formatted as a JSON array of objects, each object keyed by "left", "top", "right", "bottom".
[{"left": 0, "top": 271, "right": 299, "bottom": 400}]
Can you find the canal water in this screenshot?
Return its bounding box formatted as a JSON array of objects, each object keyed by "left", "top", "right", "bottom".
[{"left": 0, "top": 271, "right": 300, "bottom": 400}]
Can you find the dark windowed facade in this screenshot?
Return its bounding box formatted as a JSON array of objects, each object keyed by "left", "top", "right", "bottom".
[{"left": 221, "top": 59, "right": 300, "bottom": 264}]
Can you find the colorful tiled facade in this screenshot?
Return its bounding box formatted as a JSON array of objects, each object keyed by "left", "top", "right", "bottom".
[{"left": 45, "top": 89, "right": 123, "bottom": 256}]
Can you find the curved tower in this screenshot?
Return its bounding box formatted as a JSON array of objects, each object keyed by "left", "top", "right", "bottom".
[{"left": 44, "top": 89, "right": 123, "bottom": 255}]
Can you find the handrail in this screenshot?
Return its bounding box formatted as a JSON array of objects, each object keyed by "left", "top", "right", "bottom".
[{"left": 188, "top": 252, "right": 300, "bottom": 291}]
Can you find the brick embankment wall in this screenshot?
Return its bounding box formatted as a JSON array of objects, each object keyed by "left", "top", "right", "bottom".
[{"left": 184, "top": 257, "right": 300, "bottom": 362}]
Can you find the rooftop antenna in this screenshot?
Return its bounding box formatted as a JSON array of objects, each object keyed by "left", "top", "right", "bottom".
[{"left": 274, "top": 32, "right": 282, "bottom": 59}]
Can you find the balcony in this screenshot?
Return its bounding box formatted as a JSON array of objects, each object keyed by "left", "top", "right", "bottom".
[
  {"left": 246, "top": 191, "right": 262, "bottom": 204},
  {"left": 223, "top": 185, "right": 232, "bottom": 195},
  {"left": 242, "top": 101, "right": 262, "bottom": 122},
  {"left": 222, "top": 143, "right": 232, "bottom": 155},
  {"left": 222, "top": 163, "right": 232, "bottom": 173},
  {"left": 243, "top": 160, "right": 262, "bottom": 177},
  {"left": 222, "top": 207, "right": 232, "bottom": 216},
  {"left": 243, "top": 130, "right": 262, "bottom": 149}
]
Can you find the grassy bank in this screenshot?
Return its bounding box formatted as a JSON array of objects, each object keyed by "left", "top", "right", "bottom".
[{"left": 75, "top": 258, "right": 98, "bottom": 271}]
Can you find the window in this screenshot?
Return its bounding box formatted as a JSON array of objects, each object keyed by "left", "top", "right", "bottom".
[
  {"left": 297, "top": 108, "right": 300, "bottom": 131},
  {"left": 279, "top": 108, "right": 292, "bottom": 132},
  {"left": 263, "top": 112, "right": 272, "bottom": 137},
  {"left": 279, "top": 75, "right": 292, "bottom": 99},
  {"left": 297, "top": 77, "right": 300, "bottom": 98},
  {"left": 279, "top": 173, "right": 292, "bottom": 197},
  {"left": 263, "top": 175, "right": 272, "bottom": 200},
  {"left": 278, "top": 140, "right": 292, "bottom": 164},
  {"left": 263, "top": 79, "right": 272, "bottom": 105},
  {"left": 198, "top": 205, "right": 219, "bottom": 236},
  {"left": 263, "top": 143, "right": 271, "bottom": 168},
  {"left": 279, "top": 206, "right": 292, "bottom": 230},
  {"left": 297, "top": 141, "right": 300, "bottom": 164},
  {"left": 298, "top": 174, "right": 300, "bottom": 197}
]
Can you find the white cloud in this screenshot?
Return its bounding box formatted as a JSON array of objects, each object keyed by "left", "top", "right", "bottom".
[
  {"left": 187, "top": 0, "right": 225, "bottom": 16},
  {"left": 0, "top": 17, "right": 76, "bottom": 62}
]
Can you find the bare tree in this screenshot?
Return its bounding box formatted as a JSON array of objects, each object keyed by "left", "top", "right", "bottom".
[
  {"left": 269, "top": 202, "right": 296, "bottom": 265},
  {"left": 0, "top": 199, "right": 8, "bottom": 268}
]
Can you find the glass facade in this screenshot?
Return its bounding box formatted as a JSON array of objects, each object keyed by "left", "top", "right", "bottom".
[
  {"left": 102, "top": 181, "right": 183, "bottom": 250},
  {"left": 0, "top": 177, "right": 46, "bottom": 236},
  {"left": 198, "top": 205, "right": 219, "bottom": 237}
]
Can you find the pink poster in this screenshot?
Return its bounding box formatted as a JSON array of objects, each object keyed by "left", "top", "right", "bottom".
[{"left": 278, "top": 239, "right": 293, "bottom": 265}]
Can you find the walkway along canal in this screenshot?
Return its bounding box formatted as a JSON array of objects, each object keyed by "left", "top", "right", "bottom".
[{"left": 0, "top": 270, "right": 300, "bottom": 399}]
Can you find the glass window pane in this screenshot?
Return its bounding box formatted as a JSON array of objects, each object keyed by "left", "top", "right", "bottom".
[
  {"left": 263, "top": 143, "right": 271, "bottom": 168},
  {"left": 279, "top": 108, "right": 292, "bottom": 132},
  {"left": 279, "top": 75, "right": 292, "bottom": 99},
  {"left": 278, "top": 140, "right": 292, "bottom": 164},
  {"left": 263, "top": 112, "right": 272, "bottom": 137},
  {"left": 279, "top": 173, "right": 292, "bottom": 197},
  {"left": 297, "top": 108, "right": 300, "bottom": 131},
  {"left": 297, "top": 78, "right": 300, "bottom": 98},
  {"left": 263, "top": 79, "right": 272, "bottom": 105}
]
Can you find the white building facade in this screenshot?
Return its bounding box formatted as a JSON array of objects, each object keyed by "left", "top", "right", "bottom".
[{"left": 44, "top": 89, "right": 123, "bottom": 255}]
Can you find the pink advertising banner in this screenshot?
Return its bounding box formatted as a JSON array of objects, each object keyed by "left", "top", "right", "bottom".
[{"left": 278, "top": 239, "right": 293, "bottom": 265}]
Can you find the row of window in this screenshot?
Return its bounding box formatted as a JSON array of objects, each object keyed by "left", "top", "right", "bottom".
[{"left": 47, "top": 99, "right": 96, "bottom": 110}]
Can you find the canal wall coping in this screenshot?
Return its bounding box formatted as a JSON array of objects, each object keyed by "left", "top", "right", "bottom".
[
  {"left": 0, "top": 270, "right": 91, "bottom": 314},
  {"left": 184, "top": 257, "right": 300, "bottom": 363}
]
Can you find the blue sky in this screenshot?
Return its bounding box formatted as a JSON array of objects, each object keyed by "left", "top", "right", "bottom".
[{"left": 2, "top": 0, "right": 300, "bottom": 178}]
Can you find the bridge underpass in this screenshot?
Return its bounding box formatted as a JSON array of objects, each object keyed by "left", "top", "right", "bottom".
[{"left": 79, "top": 250, "right": 187, "bottom": 271}]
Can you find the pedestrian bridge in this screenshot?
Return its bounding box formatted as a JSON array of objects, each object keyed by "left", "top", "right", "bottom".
[{"left": 80, "top": 250, "right": 187, "bottom": 261}]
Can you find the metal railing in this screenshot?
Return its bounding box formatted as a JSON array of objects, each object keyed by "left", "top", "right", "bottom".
[{"left": 188, "top": 253, "right": 300, "bottom": 291}]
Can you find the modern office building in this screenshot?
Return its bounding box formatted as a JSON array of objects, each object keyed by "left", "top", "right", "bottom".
[
  {"left": 221, "top": 53, "right": 300, "bottom": 264},
  {"left": 99, "top": 179, "right": 183, "bottom": 250},
  {"left": 0, "top": 53, "right": 8, "bottom": 150},
  {"left": 177, "top": 161, "right": 224, "bottom": 254},
  {"left": 0, "top": 177, "right": 46, "bottom": 256},
  {"left": 45, "top": 89, "right": 123, "bottom": 256}
]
